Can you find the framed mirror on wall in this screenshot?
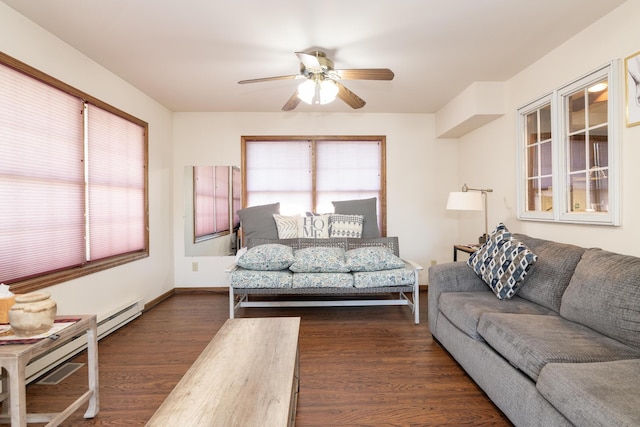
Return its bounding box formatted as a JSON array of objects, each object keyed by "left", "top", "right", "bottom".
[{"left": 184, "top": 166, "right": 241, "bottom": 256}]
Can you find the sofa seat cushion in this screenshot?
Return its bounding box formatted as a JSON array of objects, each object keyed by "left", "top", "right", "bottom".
[
  {"left": 561, "top": 248, "right": 640, "bottom": 350},
  {"left": 352, "top": 268, "right": 415, "bottom": 288},
  {"left": 477, "top": 313, "right": 640, "bottom": 381},
  {"left": 292, "top": 273, "right": 354, "bottom": 288},
  {"left": 537, "top": 359, "right": 640, "bottom": 427},
  {"left": 438, "top": 292, "right": 557, "bottom": 341},
  {"left": 230, "top": 268, "right": 293, "bottom": 289}
]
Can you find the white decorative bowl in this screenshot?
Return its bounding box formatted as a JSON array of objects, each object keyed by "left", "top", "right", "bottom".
[{"left": 9, "top": 292, "right": 57, "bottom": 337}]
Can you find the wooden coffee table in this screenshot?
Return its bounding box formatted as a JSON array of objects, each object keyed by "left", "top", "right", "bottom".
[{"left": 147, "top": 317, "right": 301, "bottom": 426}]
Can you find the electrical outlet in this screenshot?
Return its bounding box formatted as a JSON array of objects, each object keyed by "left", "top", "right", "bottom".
[
  {"left": 430, "top": 259, "right": 437, "bottom": 266},
  {"left": 192, "top": 262, "right": 199, "bottom": 272}
]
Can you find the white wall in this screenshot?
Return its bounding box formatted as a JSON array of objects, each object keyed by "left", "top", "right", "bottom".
[
  {"left": 173, "top": 112, "right": 460, "bottom": 287},
  {"left": 456, "top": 1, "right": 640, "bottom": 256},
  {"left": 0, "top": 3, "right": 175, "bottom": 317}
]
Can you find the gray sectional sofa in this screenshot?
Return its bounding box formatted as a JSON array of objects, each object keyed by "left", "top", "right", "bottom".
[{"left": 428, "top": 233, "right": 640, "bottom": 427}]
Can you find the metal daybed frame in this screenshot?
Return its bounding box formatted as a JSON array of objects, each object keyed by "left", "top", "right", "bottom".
[{"left": 226, "top": 237, "right": 422, "bottom": 324}]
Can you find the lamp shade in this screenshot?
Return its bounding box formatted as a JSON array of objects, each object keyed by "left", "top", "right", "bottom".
[{"left": 446, "top": 191, "right": 483, "bottom": 211}]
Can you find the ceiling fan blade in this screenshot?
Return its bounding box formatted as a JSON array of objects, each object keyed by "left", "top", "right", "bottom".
[
  {"left": 334, "top": 68, "right": 395, "bottom": 80},
  {"left": 238, "top": 75, "right": 299, "bottom": 84},
  {"left": 335, "top": 82, "right": 366, "bottom": 109},
  {"left": 282, "top": 90, "right": 301, "bottom": 111},
  {"left": 295, "top": 52, "right": 323, "bottom": 72}
]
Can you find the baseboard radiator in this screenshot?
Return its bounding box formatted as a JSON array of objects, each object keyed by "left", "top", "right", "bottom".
[{"left": 25, "top": 300, "right": 144, "bottom": 384}]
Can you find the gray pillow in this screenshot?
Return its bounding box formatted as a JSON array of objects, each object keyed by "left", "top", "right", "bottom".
[
  {"left": 332, "top": 197, "right": 380, "bottom": 237},
  {"left": 237, "top": 203, "right": 280, "bottom": 241}
]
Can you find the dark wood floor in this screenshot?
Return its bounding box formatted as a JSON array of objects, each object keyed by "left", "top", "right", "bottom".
[{"left": 20, "top": 290, "right": 512, "bottom": 426}]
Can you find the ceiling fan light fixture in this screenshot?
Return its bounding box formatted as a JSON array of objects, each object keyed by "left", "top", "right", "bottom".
[
  {"left": 297, "top": 79, "right": 316, "bottom": 104},
  {"left": 297, "top": 78, "right": 339, "bottom": 105}
]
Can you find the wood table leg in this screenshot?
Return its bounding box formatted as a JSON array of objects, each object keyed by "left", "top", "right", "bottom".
[
  {"left": 6, "top": 358, "right": 27, "bottom": 427},
  {"left": 84, "top": 319, "right": 99, "bottom": 418}
]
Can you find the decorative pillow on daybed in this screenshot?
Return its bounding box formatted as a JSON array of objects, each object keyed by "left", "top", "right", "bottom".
[
  {"left": 298, "top": 214, "right": 331, "bottom": 238},
  {"left": 329, "top": 214, "right": 364, "bottom": 238},
  {"left": 273, "top": 214, "right": 300, "bottom": 239},
  {"left": 289, "top": 247, "right": 350, "bottom": 273},
  {"left": 237, "top": 202, "right": 280, "bottom": 241},
  {"left": 353, "top": 269, "right": 415, "bottom": 288},
  {"left": 236, "top": 244, "right": 294, "bottom": 271},
  {"left": 467, "top": 223, "right": 538, "bottom": 300},
  {"left": 332, "top": 197, "right": 380, "bottom": 238},
  {"left": 345, "top": 246, "right": 405, "bottom": 271}
]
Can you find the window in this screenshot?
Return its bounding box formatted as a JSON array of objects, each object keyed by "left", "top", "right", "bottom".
[
  {"left": 193, "top": 166, "right": 230, "bottom": 242},
  {"left": 0, "top": 53, "right": 148, "bottom": 293},
  {"left": 517, "top": 61, "right": 620, "bottom": 225},
  {"left": 242, "top": 136, "right": 386, "bottom": 235}
]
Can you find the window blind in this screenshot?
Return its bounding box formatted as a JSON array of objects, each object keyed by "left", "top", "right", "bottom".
[
  {"left": 0, "top": 64, "right": 86, "bottom": 282},
  {"left": 86, "top": 104, "right": 146, "bottom": 260}
]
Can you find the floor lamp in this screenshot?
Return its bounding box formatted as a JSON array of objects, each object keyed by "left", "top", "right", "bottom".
[{"left": 446, "top": 184, "right": 493, "bottom": 244}]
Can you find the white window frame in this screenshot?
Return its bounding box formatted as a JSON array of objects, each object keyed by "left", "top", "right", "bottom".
[{"left": 517, "top": 60, "right": 621, "bottom": 226}]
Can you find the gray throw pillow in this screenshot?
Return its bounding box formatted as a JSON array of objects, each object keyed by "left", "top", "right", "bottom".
[
  {"left": 332, "top": 197, "right": 380, "bottom": 238},
  {"left": 237, "top": 202, "right": 280, "bottom": 241}
]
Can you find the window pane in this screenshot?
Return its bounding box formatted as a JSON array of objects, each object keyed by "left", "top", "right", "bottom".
[
  {"left": 569, "top": 134, "right": 586, "bottom": 172},
  {"left": 0, "top": 64, "right": 85, "bottom": 283},
  {"left": 87, "top": 104, "right": 146, "bottom": 260},
  {"left": 526, "top": 145, "right": 538, "bottom": 178},
  {"left": 194, "top": 166, "right": 215, "bottom": 238},
  {"left": 568, "top": 90, "right": 586, "bottom": 133},
  {"left": 245, "top": 140, "right": 312, "bottom": 214},
  {"left": 540, "top": 141, "right": 552, "bottom": 176},
  {"left": 540, "top": 105, "right": 551, "bottom": 140},
  {"left": 214, "top": 166, "right": 229, "bottom": 232},
  {"left": 526, "top": 111, "right": 538, "bottom": 145},
  {"left": 569, "top": 173, "right": 587, "bottom": 212},
  {"left": 588, "top": 79, "right": 608, "bottom": 127}
]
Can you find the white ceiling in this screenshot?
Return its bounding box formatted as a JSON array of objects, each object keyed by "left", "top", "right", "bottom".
[{"left": 2, "top": 0, "right": 625, "bottom": 113}]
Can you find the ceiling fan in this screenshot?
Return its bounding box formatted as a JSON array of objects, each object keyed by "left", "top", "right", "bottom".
[{"left": 238, "top": 50, "right": 394, "bottom": 111}]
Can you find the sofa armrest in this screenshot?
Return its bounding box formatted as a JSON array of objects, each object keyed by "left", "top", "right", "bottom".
[{"left": 427, "top": 262, "right": 488, "bottom": 336}]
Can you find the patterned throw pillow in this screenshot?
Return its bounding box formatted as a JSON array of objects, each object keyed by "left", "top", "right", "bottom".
[
  {"left": 330, "top": 214, "right": 364, "bottom": 238},
  {"left": 298, "top": 214, "right": 330, "bottom": 238},
  {"left": 467, "top": 223, "right": 538, "bottom": 300},
  {"left": 289, "top": 247, "right": 350, "bottom": 273},
  {"left": 273, "top": 214, "right": 300, "bottom": 239},
  {"left": 236, "top": 244, "right": 295, "bottom": 271},
  {"left": 345, "top": 246, "right": 405, "bottom": 272}
]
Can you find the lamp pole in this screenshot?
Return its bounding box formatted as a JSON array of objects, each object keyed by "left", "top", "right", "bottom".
[{"left": 462, "top": 184, "right": 493, "bottom": 243}]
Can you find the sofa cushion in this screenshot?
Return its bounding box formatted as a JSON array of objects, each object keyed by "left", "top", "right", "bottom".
[
  {"left": 438, "top": 292, "right": 557, "bottom": 341},
  {"left": 467, "top": 224, "right": 537, "bottom": 300},
  {"left": 298, "top": 214, "right": 330, "bottom": 238},
  {"left": 345, "top": 246, "right": 405, "bottom": 272},
  {"left": 477, "top": 313, "right": 640, "bottom": 381},
  {"left": 537, "top": 359, "right": 640, "bottom": 427},
  {"left": 560, "top": 248, "right": 640, "bottom": 350},
  {"left": 332, "top": 197, "right": 380, "bottom": 238},
  {"left": 292, "top": 272, "right": 354, "bottom": 288},
  {"left": 236, "top": 244, "right": 294, "bottom": 271},
  {"left": 273, "top": 214, "right": 300, "bottom": 239},
  {"left": 352, "top": 268, "right": 415, "bottom": 288},
  {"left": 329, "top": 214, "right": 364, "bottom": 238},
  {"left": 512, "top": 234, "right": 586, "bottom": 313},
  {"left": 289, "top": 247, "right": 350, "bottom": 273},
  {"left": 230, "top": 268, "right": 293, "bottom": 289},
  {"left": 237, "top": 202, "right": 280, "bottom": 241}
]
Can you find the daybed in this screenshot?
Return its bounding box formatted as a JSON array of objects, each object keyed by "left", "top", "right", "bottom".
[
  {"left": 227, "top": 237, "right": 422, "bottom": 323},
  {"left": 428, "top": 225, "right": 640, "bottom": 426}
]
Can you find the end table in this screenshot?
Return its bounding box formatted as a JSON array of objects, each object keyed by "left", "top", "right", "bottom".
[{"left": 453, "top": 244, "right": 479, "bottom": 261}]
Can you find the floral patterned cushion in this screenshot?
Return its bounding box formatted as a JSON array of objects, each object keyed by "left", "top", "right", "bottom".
[
  {"left": 292, "top": 273, "right": 354, "bottom": 288},
  {"left": 353, "top": 268, "right": 415, "bottom": 288},
  {"left": 289, "top": 247, "right": 350, "bottom": 273},
  {"left": 230, "top": 268, "right": 293, "bottom": 289},
  {"left": 345, "top": 247, "right": 405, "bottom": 272},
  {"left": 236, "top": 244, "right": 294, "bottom": 271}
]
